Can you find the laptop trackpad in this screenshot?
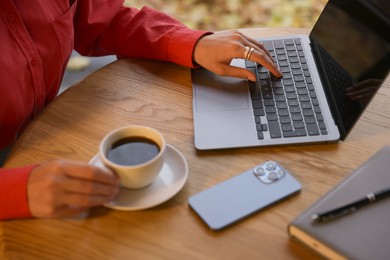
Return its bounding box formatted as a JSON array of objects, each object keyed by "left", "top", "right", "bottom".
[{"left": 193, "top": 69, "right": 249, "bottom": 112}]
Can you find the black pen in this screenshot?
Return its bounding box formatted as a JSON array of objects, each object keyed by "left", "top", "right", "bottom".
[{"left": 312, "top": 187, "right": 390, "bottom": 223}]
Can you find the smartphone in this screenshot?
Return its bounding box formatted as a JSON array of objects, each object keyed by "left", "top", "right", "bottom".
[{"left": 188, "top": 161, "right": 301, "bottom": 230}]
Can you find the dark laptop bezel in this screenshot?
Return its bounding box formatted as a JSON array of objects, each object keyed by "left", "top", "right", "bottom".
[{"left": 308, "top": 0, "right": 390, "bottom": 139}]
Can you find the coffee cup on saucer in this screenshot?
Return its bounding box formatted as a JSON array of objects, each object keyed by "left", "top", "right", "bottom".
[{"left": 99, "top": 125, "right": 166, "bottom": 189}]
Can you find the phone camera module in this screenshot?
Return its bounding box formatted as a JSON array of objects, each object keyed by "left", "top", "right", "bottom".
[{"left": 253, "top": 161, "right": 286, "bottom": 184}]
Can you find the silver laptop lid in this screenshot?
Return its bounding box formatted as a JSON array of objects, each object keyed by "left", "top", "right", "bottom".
[{"left": 309, "top": 0, "right": 390, "bottom": 139}]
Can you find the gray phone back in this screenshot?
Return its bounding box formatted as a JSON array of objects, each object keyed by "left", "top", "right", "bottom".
[{"left": 189, "top": 163, "right": 301, "bottom": 230}]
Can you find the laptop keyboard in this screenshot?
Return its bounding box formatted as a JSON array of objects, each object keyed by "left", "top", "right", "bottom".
[{"left": 245, "top": 38, "right": 328, "bottom": 140}]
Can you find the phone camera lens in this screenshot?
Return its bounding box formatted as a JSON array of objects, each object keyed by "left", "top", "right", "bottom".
[
  {"left": 265, "top": 161, "right": 277, "bottom": 171},
  {"left": 253, "top": 166, "right": 266, "bottom": 176},
  {"left": 267, "top": 171, "right": 279, "bottom": 181}
]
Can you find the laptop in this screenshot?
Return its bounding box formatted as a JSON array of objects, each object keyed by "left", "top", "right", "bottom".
[{"left": 192, "top": 0, "right": 390, "bottom": 150}]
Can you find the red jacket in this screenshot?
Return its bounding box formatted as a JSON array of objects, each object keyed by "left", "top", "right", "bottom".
[{"left": 0, "top": 0, "right": 208, "bottom": 220}]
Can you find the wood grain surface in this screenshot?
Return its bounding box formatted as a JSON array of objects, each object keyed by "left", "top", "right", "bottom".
[{"left": 2, "top": 28, "right": 389, "bottom": 260}]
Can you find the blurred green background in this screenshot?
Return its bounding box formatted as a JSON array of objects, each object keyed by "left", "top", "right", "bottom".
[
  {"left": 125, "top": 0, "right": 328, "bottom": 30},
  {"left": 62, "top": 0, "right": 328, "bottom": 91}
]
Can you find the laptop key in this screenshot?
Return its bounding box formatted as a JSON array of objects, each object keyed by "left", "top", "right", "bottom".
[
  {"left": 252, "top": 100, "right": 264, "bottom": 109},
  {"left": 274, "top": 40, "right": 284, "bottom": 49},
  {"left": 273, "top": 88, "right": 284, "bottom": 95},
  {"left": 279, "top": 61, "right": 289, "bottom": 67},
  {"left": 290, "top": 63, "right": 301, "bottom": 69},
  {"left": 288, "top": 99, "right": 299, "bottom": 106},
  {"left": 264, "top": 99, "right": 275, "bottom": 106},
  {"left": 284, "top": 86, "right": 296, "bottom": 92},
  {"left": 265, "top": 106, "right": 277, "bottom": 114},
  {"left": 272, "top": 81, "right": 283, "bottom": 88},
  {"left": 286, "top": 45, "right": 296, "bottom": 51},
  {"left": 297, "top": 88, "right": 308, "bottom": 95},
  {"left": 314, "top": 106, "right": 322, "bottom": 113},
  {"left": 283, "top": 128, "right": 307, "bottom": 138},
  {"left": 291, "top": 113, "right": 303, "bottom": 121},
  {"left": 290, "top": 106, "right": 301, "bottom": 113},
  {"left": 283, "top": 79, "right": 294, "bottom": 86},
  {"left": 276, "top": 101, "right": 288, "bottom": 109},
  {"left": 268, "top": 121, "right": 282, "bottom": 138},
  {"left": 306, "top": 123, "right": 320, "bottom": 136},
  {"left": 280, "top": 67, "right": 291, "bottom": 73},
  {"left": 261, "top": 85, "right": 273, "bottom": 93},
  {"left": 287, "top": 51, "right": 297, "bottom": 57},
  {"left": 253, "top": 108, "right": 265, "bottom": 116},
  {"left": 304, "top": 116, "right": 317, "bottom": 124},
  {"left": 278, "top": 55, "right": 288, "bottom": 61},
  {"left": 281, "top": 124, "right": 293, "bottom": 132},
  {"left": 245, "top": 60, "right": 256, "bottom": 68},
  {"left": 302, "top": 108, "right": 314, "bottom": 117},
  {"left": 286, "top": 92, "right": 298, "bottom": 99},
  {"left": 292, "top": 69, "right": 303, "bottom": 75},
  {"left": 299, "top": 95, "right": 310, "bottom": 102},
  {"left": 300, "top": 101, "right": 312, "bottom": 109},
  {"left": 312, "top": 98, "right": 319, "bottom": 106},
  {"left": 260, "top": 79, "right": 270, "bottom": 85},
  {"left": 278, "top": 109, "right": 290, "bottom": 117},
  {"left": 267, "top": 113, "right": 278, "bottom": 121},
  {"left": 263, "top": 41, "right": 274, "bottom": 51},
  {"left": 289, "top": 57, "right": 299, "bottom": 63},
  {"left": 249, "top": 82, "right": 261, "bottom": 99},
  {"left": 294, "top": 75, "right": 305, "bottom": 82},
  {"left": 318, "top": 122, "right": 327, "bottom": 130},
  {"left": 279, "top": 116, "right": 291, "bottom": 124},
  {"left": 316, "top": 114, "right": 324, "bottom": 122},
  {"left": 258, "top": 72, "right": 270, "bottom": 79},
  {"left": 293, "top": 121, "right": 305, "bottom": 129},
  {"left": 274, "top": 95, "right": 286, "bottom": 102}
]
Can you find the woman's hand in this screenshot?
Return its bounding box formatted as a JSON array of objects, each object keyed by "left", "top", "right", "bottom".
[
  {"left": 193, "top": 30, "right": 282, "bottom": 81},
  {"left": 28, "top": 160, "right": 120, "bottom": 218}
]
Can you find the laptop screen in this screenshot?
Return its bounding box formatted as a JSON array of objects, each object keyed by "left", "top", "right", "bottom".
[{"left": 309, "top": 0, "right": 390, "bottom": 139}]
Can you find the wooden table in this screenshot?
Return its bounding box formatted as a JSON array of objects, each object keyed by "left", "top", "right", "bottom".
[{"left": 2, "top": 28, "right": 390, "bottom": 260}]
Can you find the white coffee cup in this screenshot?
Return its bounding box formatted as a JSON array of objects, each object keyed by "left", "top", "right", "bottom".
[{"left": 99, "top": 125, "right": 166, "bottom": 189}]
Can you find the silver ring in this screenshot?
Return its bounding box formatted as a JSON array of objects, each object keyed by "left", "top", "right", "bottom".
[
  {"left": 247, "top": 47, "right": 255, "bottom": 60},
  {"left": 243, "top": 46, "right": 250, "bottom": 60}
]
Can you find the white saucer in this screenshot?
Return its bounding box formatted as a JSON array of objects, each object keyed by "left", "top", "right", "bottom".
[{"left": 89, "top": 144, "right": 188, "bottom": 210}]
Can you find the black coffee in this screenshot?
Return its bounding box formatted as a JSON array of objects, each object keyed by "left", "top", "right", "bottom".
[{"left": 107, "top": 137, "right": 160, "bottom": 166}]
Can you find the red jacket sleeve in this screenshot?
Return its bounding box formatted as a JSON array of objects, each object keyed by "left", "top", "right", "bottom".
[
  {"left": 73, "top": 2, "right": 210, "bottom": 67},
  {"left": 0, "top": 166, "right": 34, "bottom": 220}
]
